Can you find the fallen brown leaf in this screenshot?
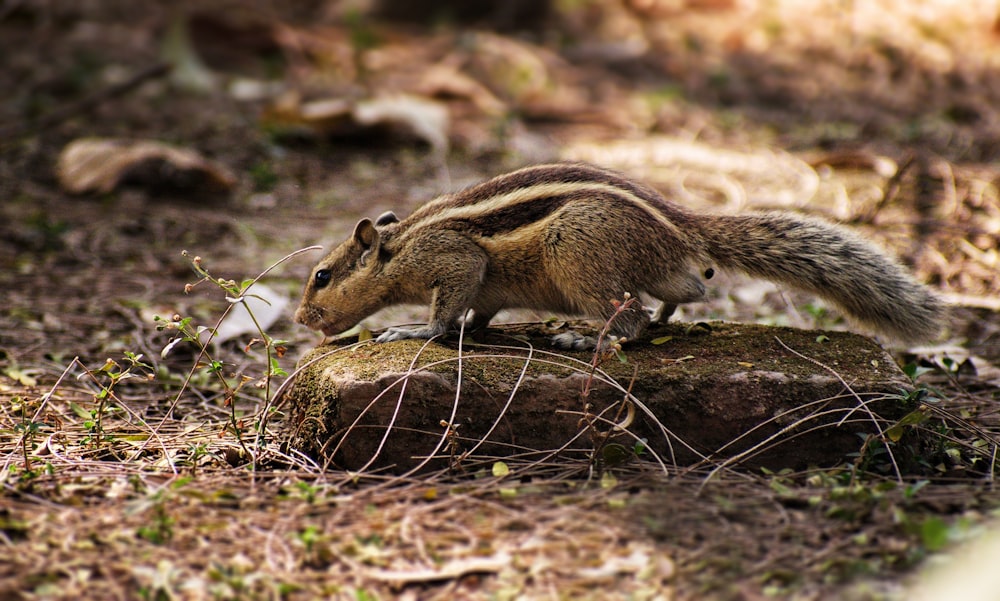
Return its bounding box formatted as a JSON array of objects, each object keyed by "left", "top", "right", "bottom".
[{"left": 56, "top": 137, "right": 237, "bottom": 195}]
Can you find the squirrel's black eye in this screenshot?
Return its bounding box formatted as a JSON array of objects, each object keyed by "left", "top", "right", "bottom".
[{"left": 314, "top": 269, "right": 332, "bottom": 289}]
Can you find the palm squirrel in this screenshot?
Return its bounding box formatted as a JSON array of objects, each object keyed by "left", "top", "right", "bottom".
[{"left": 294, "top": 162, "right": 944, "bottom": 348}]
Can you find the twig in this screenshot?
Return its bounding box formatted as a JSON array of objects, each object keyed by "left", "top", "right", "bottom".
[
  {"left": 459, "top": 337, "right": 535, "bottom": 460},
  {"left": 0, "top": 62, "right": 171, "bottom": 140},
  {"left": 853, "top": 152, "right": 916, "bottom": 224},
  {"left": 364, "top": 552, "right": 511, "bottom": 584},
  {"left": 588, "top": 363, "right": 639, "bottom": 463}
]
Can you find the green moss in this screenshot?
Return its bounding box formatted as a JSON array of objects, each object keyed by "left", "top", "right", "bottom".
[
  {"left": 296, "top": 321, "right": 903, "bottom": 398},
  {"left": 284, "top": 321, "right": 914, "bottom": 471}
]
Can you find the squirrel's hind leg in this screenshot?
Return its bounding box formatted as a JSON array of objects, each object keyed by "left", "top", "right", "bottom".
[
  {"left": 551, "top": 297, "right": 652, "bottom": 351},
  {"left": 646, "top": 271, "right": 707, "bottom": 324}
]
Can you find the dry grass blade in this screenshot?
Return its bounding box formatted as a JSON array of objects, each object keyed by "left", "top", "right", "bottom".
[{"left": 774, "top": 336, "right": 903, "bottom": 482}]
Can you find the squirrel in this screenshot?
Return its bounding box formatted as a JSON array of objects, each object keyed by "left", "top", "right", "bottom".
[{"left": 294, "top": 162, "right": 945, "bottom": 349}]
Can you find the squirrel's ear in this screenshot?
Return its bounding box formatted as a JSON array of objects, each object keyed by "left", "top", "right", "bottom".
[
  {"left": 353, "top": 218, "right": 379, "bottom": 249},
  {"left": 375, "top": 211, "right": 398, "bottom": 226}
]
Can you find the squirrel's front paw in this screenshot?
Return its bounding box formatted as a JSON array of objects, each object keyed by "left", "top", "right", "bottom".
[{"left": 376, "top": 326, "right": 438, "bottom": 343}]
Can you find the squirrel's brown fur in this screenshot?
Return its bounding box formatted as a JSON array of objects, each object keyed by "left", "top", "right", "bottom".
[{"left": 294, "top": 162, "right": 944, "bottom": 348}]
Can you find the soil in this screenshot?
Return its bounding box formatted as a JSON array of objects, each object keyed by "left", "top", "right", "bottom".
[{"left": 1, "top": 2, "right": 999, "bottom": 600}]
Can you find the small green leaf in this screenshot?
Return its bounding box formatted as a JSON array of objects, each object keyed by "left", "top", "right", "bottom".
[
  {"left": 885, "top": 424, "right": 905, "bottom": 443},
  {"left": 491, "top": 461, "right": 510, "bottom": 477},
  {"left": 902, "top": 362, "right": 935, "bottom": 381},
  {"left": 769, "top": 479, "right": 792, "bottom": 496},
  {"left": 355, "top": 588, "right": 378, "bottom": 601},
  {"left": 170, "top": 476, "right": 193, "bottom": 490},
  {"left": 898, "top": 409, "right": 929, "bottom": 427},
  {"left": 650, "top": 336, "right": 673, "bottom": 345},
  {"left": 4, "top": 368, "right": 37, "bottom": 387},
  {"left": 920, "top": 517, "right": 951, "bottom": 551},
  {"left": 70, "top": 402, "right": 92, "bottom": 420},
  {"left": 886, "top": 408, "right": 929, "bottom": 442},
  {"left": 904, "top": 480, "right": 929, "bottom": 499}
]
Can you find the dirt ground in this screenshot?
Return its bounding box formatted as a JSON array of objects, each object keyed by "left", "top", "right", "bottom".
[{"left": 2, "top": 1, "right": 1000, "bottom": 599}]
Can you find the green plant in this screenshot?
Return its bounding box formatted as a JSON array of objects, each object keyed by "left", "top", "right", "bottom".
[
  {"left": 249, "top": 161, "right": 278, "bottom": 192},
  {"left": 69, "top": 351, "right": 154, "bottom": 446},
  {"left": 11, "top": 395, "right": 46, "bottom": 478},
  {"left": 296, "top": 524, "right": 322, "bottom": 553},
  {"left": 153, "top": 247, "right": 318, "bottom": 467},
  {"left": 132, "top": 478, "right": 191, "bottom": 545},
  {"left": 578, "top": 293, "right": 644, "bottom": 472},
  {"left": 27, "top": 211, "right": 69, "bottom": 251},
  {"left": 176, "top": 442, "right": 219, "bottom": 475}
]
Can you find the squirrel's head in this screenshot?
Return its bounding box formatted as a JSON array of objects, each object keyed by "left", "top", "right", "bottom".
[{"left": 294, "top": 212, "right": 399, "bottom": 336}]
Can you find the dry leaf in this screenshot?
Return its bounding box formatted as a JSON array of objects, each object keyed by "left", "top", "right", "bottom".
[
  {"left": 353, "top": 95, "right": 449, "bottom": 154},
  {"left": 57, "top": 138, "right": 236, "bottom": 195},
  {"left": 465, "top": 32, "right": 591, "bottom": 120},
  {"left": 417, "top": 62, "right": 507, "bottom": 116},
  {"left": 807, "top": 150, "right": 898, "bottom": 177},
  {"left": 661, "top": 355, "right": 695, "bottom": 365},
  {"left": 201, "top": 284, "right": 289, "bottom": 346},
  {"left": 266, "top": 93, "right": 449, "bottom": 154}
]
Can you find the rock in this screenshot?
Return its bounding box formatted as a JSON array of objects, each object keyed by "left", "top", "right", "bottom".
[{"left": 280, "top": 322, "right": 915, "bottom": 473}]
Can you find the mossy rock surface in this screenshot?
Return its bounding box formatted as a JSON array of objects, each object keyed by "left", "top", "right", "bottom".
[{"left": 280, "top": 322, "right": 915, "bottom": 473}]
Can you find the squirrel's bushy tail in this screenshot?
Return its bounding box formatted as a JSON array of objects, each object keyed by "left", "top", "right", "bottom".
[{"left": 697, "top": 212, "right": 945, "bottom": 344}]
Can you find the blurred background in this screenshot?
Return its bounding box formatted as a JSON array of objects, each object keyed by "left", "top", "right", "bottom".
[{"left": 3, "top": 0, "right": 998, "bottom": 360}]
